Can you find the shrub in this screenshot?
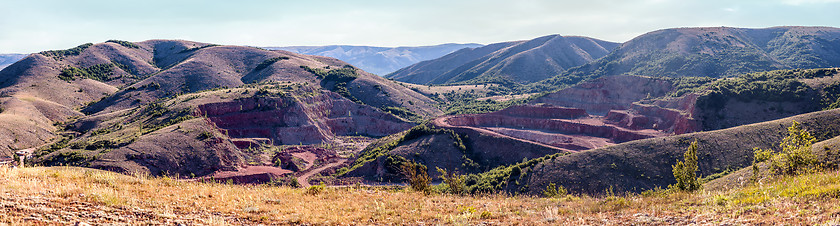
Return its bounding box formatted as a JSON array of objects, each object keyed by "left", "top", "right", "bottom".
[
  {"left": 671, "top": 140, "right": 701, "bottom": 191},
  {"left": 542, "top": 182, "right": 567, "bottom": 198},
  {"left": 437, "top": 167, "right": 465, "bottom": 195},
  {"left": 401, "top": 161, "right": 432, "bottom": 194},
  {"left": 305, "top": 182, "right": 325, "bottom": 195},
  {"left": 754, "top": 121, "right": 818, "bottom": 178}
]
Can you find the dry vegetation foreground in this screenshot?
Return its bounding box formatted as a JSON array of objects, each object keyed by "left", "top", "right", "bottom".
[{"left": 1, "top": 167, "right": 840, "bottom": 225}]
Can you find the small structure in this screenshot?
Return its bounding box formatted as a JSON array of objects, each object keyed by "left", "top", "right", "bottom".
[{"left": 15, "top": 151, "right": 28, "bottom": 168}]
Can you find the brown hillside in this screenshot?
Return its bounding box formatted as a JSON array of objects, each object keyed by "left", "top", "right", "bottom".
[
  {"left": 37, "top": 83, "right": 412, "bottom": 178},
  {"left": 518, "top": 108, "right": 840, "bottom": 195},
  {"left": 387, "top": 35, "right": 619, "bottom": 85},
  {"left": 0, "top": 39, "right": 440, "bottom": 162}
]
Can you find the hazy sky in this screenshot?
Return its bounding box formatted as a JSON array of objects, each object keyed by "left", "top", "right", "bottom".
[{"left": 1, "top": 0, "right": 839, "bottom": 53}]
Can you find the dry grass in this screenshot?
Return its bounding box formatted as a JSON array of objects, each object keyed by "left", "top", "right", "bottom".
[{"left": 1, "top": 166, "right": 840, "bottom": 225}]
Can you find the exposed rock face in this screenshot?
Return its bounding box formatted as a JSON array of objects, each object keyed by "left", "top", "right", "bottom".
[
  {"left": 428, "top": 75, "right": 700, "bottom": 154},
  {"left": 197, "top": 91, "right": 413, "bottom": 145},
  {"left": 437, "top": 105, "right": 666, "bottom": 152}
]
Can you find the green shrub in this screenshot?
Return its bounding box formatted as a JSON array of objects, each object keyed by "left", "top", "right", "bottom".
[
  {"left": 305, "top": 182, "right": 325, "bottom": 195},
  {"left": 437, "top": 167, "right": 465, "bottom": 195},
  {"left": 542, "top": 182, "right": 567, "bottom": 198},
  {"left": 401, "top": 161, "right": 432, "bottom": 194},
  {"left": 671, "top": 140, "right": 701, "bottom": 191},
  {"left": 754, "top": 121, "right": 818, "bottom": 178}
]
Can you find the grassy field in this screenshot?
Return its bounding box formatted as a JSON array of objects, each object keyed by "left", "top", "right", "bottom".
[{"left": 1, "top": 166, "right": 839, "bottom": 225}]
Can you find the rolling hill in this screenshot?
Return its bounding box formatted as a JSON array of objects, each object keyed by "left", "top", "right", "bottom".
[
  {"left": 386, "top": 35, "right": 619, "bottom": 85},
  {"left": 537, "top": 26, "right": 840, "bottom": 90},
  {"left": 0, "top": 40, "right": 444, "bottom": 179},
  {"left": 268, "top": 43, "right": 482, "bottom": 76}
]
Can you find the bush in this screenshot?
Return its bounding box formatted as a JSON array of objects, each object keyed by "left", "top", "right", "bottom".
[
  {"left": 305, "top": 182, "right": 325, "bottom": 195},
  {"left": 671, "top": 140, "right": 700, "bottom": 191},
  {"left": 401, "top": 161, "right": 432, "bottom": 194},
  {"left": 753, "top": 121, "right": 818, "bottom": 178},
  {"left": 437, "top": 167, "right": 465, "bottom": 195},
  {"left": 542, "top": 182, "right": 567, "bottom": 198}
]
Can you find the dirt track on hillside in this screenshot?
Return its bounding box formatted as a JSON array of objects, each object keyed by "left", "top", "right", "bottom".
[{"left": 298, "top": 159, "right": 347, "bottom": 187}]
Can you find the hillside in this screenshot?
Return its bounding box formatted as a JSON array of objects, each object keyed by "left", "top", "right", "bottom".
[
  {"left": 386, "top": 35, "right": 619, "bottom": 85},
  {"left": 0, "top": 40, "right": 443, "bottom": 182},
  {"left": 2, "top": 166, "right": 839, "bottom": 224},
  {"left": 537, "top": 26, "right": 840, "bottom": 90},
  {"left": 270, "top": 44, "right": 482, "bottom": 76},
  {"left": 512, "top": 108, "right": 840, "bottom": 195},
  {"left": 0, "top": 54, "right": 26, "bottom": 70},
  {"left": 340, "top": 68, "right": 840, "bottom": 191}
]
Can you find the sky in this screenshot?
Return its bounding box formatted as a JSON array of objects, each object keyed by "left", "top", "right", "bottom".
[{"left": 1, "top": 0, "right": 839, "bottom": 53}]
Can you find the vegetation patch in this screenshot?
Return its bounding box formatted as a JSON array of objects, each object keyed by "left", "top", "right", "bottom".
[
  {"left": 301, "top": 65, "right": 363, "bottom": 103},
  {"left": 462, "top": 153, "right": 565, "bottom": 195},
  {"left": 254, "top": 56, "right": 290, "bottom": 71},
  {"left": 58, "top": 63, "right": 116, "bottom": 82},
  {"left": 40, "top": 43, "right": 93, "bottom": 60},
  {"left": 337, "top": 123, "right": 468, "bottom": 176},
  {"left": 179, "top": 44, "right": 220, "bottom": 53},
  {"left": 106, "top": 40, "right": 141, "bottom": 49}
]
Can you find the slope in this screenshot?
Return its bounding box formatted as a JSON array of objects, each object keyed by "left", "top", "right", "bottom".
[
  {"left": 387, "top": 35, "right": 619, "bottom": 85},
  {"left": 509, "top": 108, "right": 840, "bottom": 195},
  {"left": 270, "top": 43, "right": 483, "bottom": 75},
  {"left": 537, "top": 26, "right": 840, "bottom": 90},
  {"left": 0, "top": 39, "right": 441, "bottom": 164}
]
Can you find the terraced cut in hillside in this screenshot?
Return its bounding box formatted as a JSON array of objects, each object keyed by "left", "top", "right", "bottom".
[
  {"left": 432, "top": 75, "right": 699, "bottom": 152},
  {"left": 433, "top": 105, "right": 668, "bottom": 152}
]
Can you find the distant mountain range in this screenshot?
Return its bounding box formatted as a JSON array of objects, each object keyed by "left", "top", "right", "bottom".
[
  {"left": 0, "top": 54, "right": 26, "bottom": 70},
  {"left": 267, "top": 43, "right": 482, "bottom": 76},
  {"left": 386, "top": 35, "right": 619, "bottom": 85}
]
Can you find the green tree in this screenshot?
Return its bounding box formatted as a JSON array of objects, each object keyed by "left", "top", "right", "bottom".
[
  {"left": 755, "top": 121, "right": 817, "bottom": 177},
  {"left": 436, "top": 167, "right": 465, "bottom": 195},
  {"left": 671, "top": 140, "right": 701, "bottom": 191},
  {"left": 401, "top": 161, "right": 432, "bottom": 194},
  {"left": 542, "top": 182, "right": 567, "bottom": 198}
]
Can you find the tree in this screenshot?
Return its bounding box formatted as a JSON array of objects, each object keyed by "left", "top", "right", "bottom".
[
  {"left": 671, "top": 140, "right": 701, "bottom": 191},
  {"left": 401, "top": 161, "right": 432, "bottom": 194},
  {"left": 436, "top": 167, "right": 465, "bottom": 195},
  {"left": 753, "top": 120, "right": 817, "bottom": 179}
]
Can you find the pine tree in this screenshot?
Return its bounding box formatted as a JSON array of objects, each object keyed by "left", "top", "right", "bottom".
[{"left": 672, "top": 140, "right": 700, "bottom": 191}]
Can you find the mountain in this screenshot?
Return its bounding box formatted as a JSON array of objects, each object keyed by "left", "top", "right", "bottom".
[
  {"left": 267, "top": 43, "right": 482, "bottom": 76},
  {"left": 0, "top": 40, "right": 443, "bottom": 178},
  {"left": 386, "top": 35, "right": 620, "bottom": 85},
  {"left": 0, "top": 54, "right": 26, "bottom": 70},
  {"left": 537, "top": 26, "right": 840, "bottom": 89}
]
